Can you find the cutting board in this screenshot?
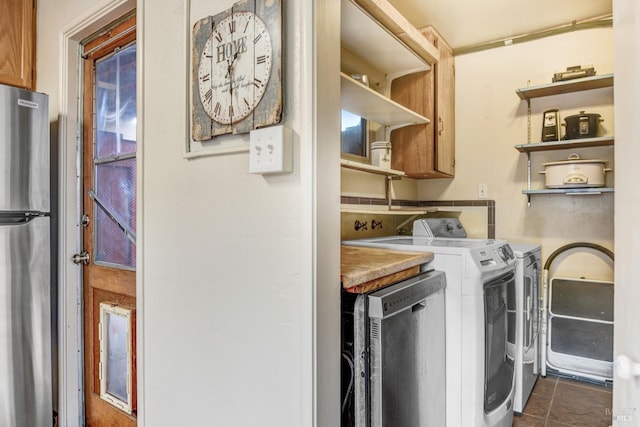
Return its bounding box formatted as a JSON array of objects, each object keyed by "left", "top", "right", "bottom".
[{"left": 341, "top": 245, "right": 434, "bottom": 293}]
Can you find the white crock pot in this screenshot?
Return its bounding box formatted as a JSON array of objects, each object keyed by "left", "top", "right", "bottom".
[{"left": 539, "top": 153, "right": 612, "bottom": 188}]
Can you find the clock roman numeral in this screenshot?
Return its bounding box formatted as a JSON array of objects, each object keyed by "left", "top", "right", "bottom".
[
  {"left": 229, "top": 20, "right": 236, "bottom": 33},
  {"left": 200, "top": 73, "right": 210, "bottom": 82},
  {"left": 243, "top": 18, "right": 251, "bottom": 33},
  {"left": 203, "top": 89, "right": 212, "bottom": 105},
  {"left": 254, "top": 32, "right": 262, "bottom": 44},
  {"left": 254, "top": 78, "right": 263, "bottom": 88},
  {"left": 243, "top": 97, "right": 250, "bottom": 108},
  {"left": 214, "top": 32, "right": 223, "bottom": 43},
  {"left": 214, "top": 102, "right": 221, "bottom": 116},
  {"left": 256, "top": 55, "right": 267, "bottom": 64},
  {"left": 229, "top": 105, "right": 234, "bottom": 119}
]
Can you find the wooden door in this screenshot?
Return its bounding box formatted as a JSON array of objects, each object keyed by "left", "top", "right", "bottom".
[
  {"left": 424, "top": 26, "right": 455, "bottom": 177},
  {"left": 0, "top": 0, "right": 35, "bottom": 89},
  {"left": 389, "top": 70, "right": 437, "bottom": 178},
  {"left": 389, "top": 27, "right": 455, "bottom": 179},
  {"left": 81, "top": 13, "right": 137, "bottom": 426}
]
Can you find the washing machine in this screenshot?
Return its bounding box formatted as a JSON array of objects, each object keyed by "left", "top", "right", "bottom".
[
  {"left": 343, "top": 218, "right": 517, "bottom": 427},
  {"left": 509, "top": 243, "right": 542, "bottom": 415}
]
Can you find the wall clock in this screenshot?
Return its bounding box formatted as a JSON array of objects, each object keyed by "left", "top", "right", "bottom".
[{"left": 191, "top": 0, "right": 282, "bottom": 141}]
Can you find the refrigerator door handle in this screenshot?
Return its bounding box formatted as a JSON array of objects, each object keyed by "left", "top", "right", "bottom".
[{"left": 0, "top": 211, "right": 49, "bottom": 225}]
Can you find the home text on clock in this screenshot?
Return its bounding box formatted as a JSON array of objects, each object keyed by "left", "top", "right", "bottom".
[{"left": 214, "top": 34, "right": 247, "bottom": 64}]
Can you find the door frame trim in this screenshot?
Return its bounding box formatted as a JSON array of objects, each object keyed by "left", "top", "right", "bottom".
[{"left": 57, "top": 1, "right": 137, "bottom": 425}]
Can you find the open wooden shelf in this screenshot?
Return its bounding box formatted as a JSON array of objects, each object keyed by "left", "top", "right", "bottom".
[
  {"left": 340, "top": 72, "right": 430, "bottom": 126},
  {"left": 340, "top": 158, "right": 406, "bottom": 177},
  {"left": 340, "top": 205, "right": 428, "bottom": 215},
  {"left": 515, "top": 136, "right": 614, "bottom": 153},
  {"left": 516, "top": 74, "right": 613, "bottom": 100},
  {"left": 522, "top": 188, "right": 615, "bottom": 195}
]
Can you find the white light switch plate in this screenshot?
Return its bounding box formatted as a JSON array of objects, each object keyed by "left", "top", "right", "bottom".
[
  {"left": 478, "top": 183, "right": 488, "bottom": 199},
  {"left": 249, "top": 125, "right": 293, "bottom": 174}
]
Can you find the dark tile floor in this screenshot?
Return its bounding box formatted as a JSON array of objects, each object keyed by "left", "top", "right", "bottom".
[{"left": 513, "top": 375, "right": 612, "bottom": 427}]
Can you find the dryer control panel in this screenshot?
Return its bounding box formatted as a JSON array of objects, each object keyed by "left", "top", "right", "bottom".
[{"left": 470, "top": 243, "right": 516, "bottom": 272}]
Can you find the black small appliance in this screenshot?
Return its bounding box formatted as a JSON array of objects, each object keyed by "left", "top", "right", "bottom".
[{"left": 541, "top": 109, "right": 560, "bottom": 142}]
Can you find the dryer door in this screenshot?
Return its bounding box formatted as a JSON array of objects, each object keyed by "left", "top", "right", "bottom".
[{"left": 484, "top": 272, "right": 516, "bottom": 413}]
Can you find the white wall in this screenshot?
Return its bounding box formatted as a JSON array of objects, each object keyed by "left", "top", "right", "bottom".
[
  {"left": 141, "top": 0, "right": 339, "bottom": 425},
  {"left": 613, "top": 0, "right": 640, "bottom": 425},
  {"left": 419, "top": 28, "right": 615, "bottom": 280},
  {"left": 38, "top": 0, "right": 341, "bottom": 425}
]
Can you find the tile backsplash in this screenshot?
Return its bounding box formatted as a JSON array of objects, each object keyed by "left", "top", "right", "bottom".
[
  {"left": 341, "top": 212, "right": 411, "bottom": 240},
  {"left": 340, "top": 197, "right": 495, "bottom": 241}
]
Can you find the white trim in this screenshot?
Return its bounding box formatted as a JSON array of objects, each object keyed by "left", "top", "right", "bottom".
[
  {"left": 613, "top": 0, "right": 640, "bottom": 423},
  {"left": 135, "top": 1, "right": 145, "bottom": 425},
  {"left": 311, "top": 0, "right": 342, "bottom": 426},
  {"left": 57, "top": 26, "right": 83, "bottom": 427},
  {"left": 57, "top": 1, "right": 136, "bottom": 426}
]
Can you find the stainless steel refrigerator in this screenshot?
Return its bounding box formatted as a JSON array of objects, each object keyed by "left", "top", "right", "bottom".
[{"left": 0, "top": 83, "right": 53, "bottom": 427}]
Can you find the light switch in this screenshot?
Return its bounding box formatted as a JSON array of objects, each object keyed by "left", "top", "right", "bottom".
[
  {"left": 478, "top": 183, "right": 488, "bottom": 199},
  {"left": 249, "top": 125, "right": 293, "bottom": 174}
]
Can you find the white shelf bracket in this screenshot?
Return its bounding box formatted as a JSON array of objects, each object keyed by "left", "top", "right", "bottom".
[{"left": 384, "top": 123, "right": 413, "bottom": 141}]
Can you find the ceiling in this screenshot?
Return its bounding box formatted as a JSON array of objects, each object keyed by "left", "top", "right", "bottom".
[{"left": 387, "top": 0, "right": 612, "bottom": 50}]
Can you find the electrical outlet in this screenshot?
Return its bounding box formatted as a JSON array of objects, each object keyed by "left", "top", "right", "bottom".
[
  {"left": 478, "top": 183, "right": 488, "bottom": 199},
  {"left": 249, "top": 125, "right": 293, "bottom": 174}
]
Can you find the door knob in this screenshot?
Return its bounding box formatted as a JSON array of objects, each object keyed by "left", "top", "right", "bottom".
[
  {"left": 72, "top": 251, "right": 90, "bottom": 265},
  {"left": 615, "top": 354, "right": 640, "bottom": 380}
]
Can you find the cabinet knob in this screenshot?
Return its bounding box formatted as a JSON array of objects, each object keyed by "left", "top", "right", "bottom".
[{"left": 438, "top": 116, "right": 444, "bottom": 136}]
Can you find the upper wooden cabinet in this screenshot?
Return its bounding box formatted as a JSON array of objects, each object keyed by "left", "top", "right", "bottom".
[
  {"left": 0, "top": 0, "right": 36, "bottom": 89},
  {"left": 390, "top": 26, "right": 455, "bottom": 179}
]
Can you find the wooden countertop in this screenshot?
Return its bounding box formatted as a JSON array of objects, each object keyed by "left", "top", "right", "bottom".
[{"left": 341, "top": 245, "right": 434, "bottom": 293}]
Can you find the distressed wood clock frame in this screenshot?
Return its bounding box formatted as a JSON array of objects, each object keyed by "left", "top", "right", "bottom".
[{"left": 187, "top": 0, "right": 283, "bottom": 157}]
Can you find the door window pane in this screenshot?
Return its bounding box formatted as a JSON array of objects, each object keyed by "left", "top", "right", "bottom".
[
  {"left": 96, "top": 44, "right": 137, "bottom": 158},
  {"left": 94, "top": 42, "right": 136, "bottom": 269},
  {"left": 94, "top": 159, "right": 136, "bottom": 267},
  {"left": 106, "top": 311, "right": 128, "bottom": 401}
]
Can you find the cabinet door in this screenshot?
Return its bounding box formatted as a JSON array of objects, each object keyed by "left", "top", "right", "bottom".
[
  {"left": 424, "top": 26, "right": 455, "bottom": 177},
  {"left": 0, "top": 0, "right": 35, "bottom": 89},
  {"left": 389, "top": 27, "right": 454, "bottom": 179},
  {"left": 389, "top": 70, "right": 436, "bottom": 178}
]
